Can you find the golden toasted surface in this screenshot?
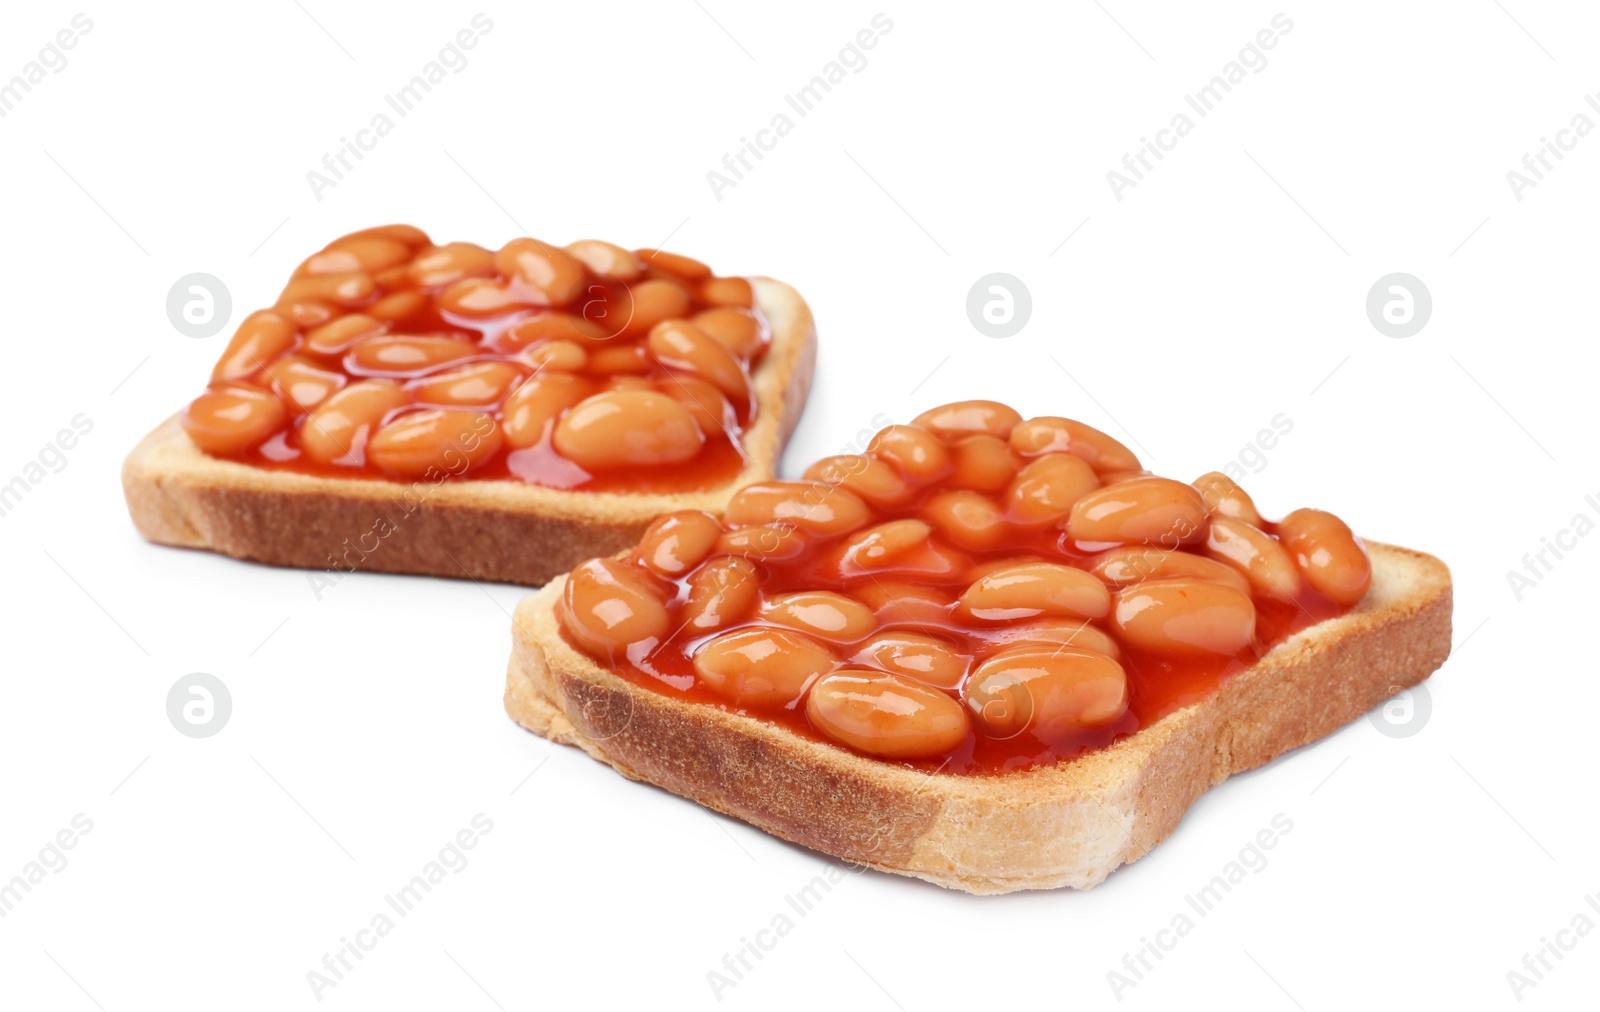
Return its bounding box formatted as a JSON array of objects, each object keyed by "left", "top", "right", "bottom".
[
  {"left": 505, "top": 542, "right": 1451, "bottom": 893},
  {"left": 121, "top": 278, "right": 816, "bottom": 585}
]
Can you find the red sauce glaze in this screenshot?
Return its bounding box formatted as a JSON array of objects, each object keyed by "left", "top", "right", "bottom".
[{"left": 187, "top": 226, "right": 770, "bottom": 493}]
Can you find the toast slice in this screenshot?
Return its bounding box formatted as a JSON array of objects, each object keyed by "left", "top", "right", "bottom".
[
  {"left": 504, "top": 541, "right": 1450, "bottom": 893},
  {"left": 122, "top": 276, "right": 816, "bottom": 586}
]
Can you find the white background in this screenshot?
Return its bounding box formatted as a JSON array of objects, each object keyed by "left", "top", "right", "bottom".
[{"left": 1, "top": 2, "right": 1596, "bottom": 1009}]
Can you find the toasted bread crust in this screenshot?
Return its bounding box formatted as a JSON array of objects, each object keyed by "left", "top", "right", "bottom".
[
  {"left": 504, "top": 542, "right": 1451, "bottom": 893},
  {"left": 121, "top": 278, "right": 817, "bottom": 586}
]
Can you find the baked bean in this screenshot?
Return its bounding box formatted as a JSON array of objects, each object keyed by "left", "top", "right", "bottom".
[
  {"left": 696, "top": 276, "right": 754, "bottom": 309},
  {"left": 802, "top": 455, "right": 910, "bottom": 508},
  {"left": 295, "top": 246, "right": 362, "bottom": 279},
  {"left": 565, "top": 239, "right": 641, "bottom": 281},
  {"left": 283, "top": 300, "right": 336, "bottom": 329},
  {"left": 718, "top": 523, "right": 806, "bottom": 560},
  {"left": 299, "top": 380, "right": 410, "bottom": 463},
  {"left": 949, "top": 434, "right": 1021, "bottom": 492},
  {"left": 618, "top": 279, "right": 693, "bottom": 337},
  {"left": 805, "top": 671, "right": 970, "bottom": 759},
  {"left": 647, "top": 320, "right": 750, "bottom": 401},
  {"left": 840, "top": 519, "right": 934, "bottom": 569},
  {"left": 436, "top": 277, "right": 526, "bottom": 317},
  {"left": 1066, "top": 477, "right": 1208, "bottom": 547},
  {"left": 182, "top": 385, "right": 287, "bottom": 455},
  {"left": 691, "top": 308, "right": 765, "bottom": 358},
  {"left": 262, "top": 356, "right": 346, "bottom": 412},
  {"left": 520, "top": 340, "right": 587, "bottom": 372},
  {"left": 1111, "top": 578, "right": 1256, "bottom": 656},
  {"left": 1004, "top": 452, "right": 1100, "bottom": 524},
  {"left": 984, "top": 619, "right": 1121, "bottom": 660},
  {"left": 409, "top": 242, "right": 496, "bottom": 288},
  {"left": 330, "top": 236, "right": 415, "bottom": 272},
  {"left": 1278, "top": 508, "right": 1371, "bottom": 606},
  {"left": 869, "top": 425, "right": 950, "bottom": 480},
  {"left": 1089, "top": 546, "right": 1251, "bottom": 596},
  {"left": 366, "top": 408, "right": 504, "bottom": 478},
  {"left": 604, "top": 376, "right": 654, "bottom": 392},
  {"left": 407, "top": 361, "right": 522, "bottom": 407},
  {"left": 501, "top": 313, "right": 607, "bottom": 350},
  {"left": 550, "top": 389, "right": 707, "bottom": 467},
  {"left": 853, "top": 632, "right": 967, "bottom": 690},
  {"left": 695, "top": 628, "right": 834, "bottom": 707},
  {"left": 305, "top": 313, "right": 386, "bottom": 356},
  {"left": 913, "top": 400, "right": 1024, "bottom": 441},
  {"left": 1204, "top": 517, "right": 1302, "bottom": 602},
  {"left": 682, "top": 556, "right": 759, "bottom": 632},
  {"left": 212, "top": 310, "right": 296, "bottom": 381},
  {"left": 372, "top": 265, "right": 411, "bottom": 289},
  {"left": 656, "top": 376, "right": 733, "bottom": 437},
  {"left": 756, "top": 593, "right": 873, "bottom": 645},
  {"left": 278, "top": 272, "right": 376, "bottom": 309},
  {"left": 348, "top": 335, "right": 478, "bottom": 375},
  {"left": 339, "top": 224, "right": 429, "bottom": 247},
  {"left": 638, "top": 248, "right": 712, "bottom": 281},
  {"left": 301, "top": 236, "right": 412, "bottom": 276},
  {"left": 957, "top": 562, "right": 1111, "bottom": 622},
  {"left": 1193, "top": 471, "right": 1264, "bottom": 525},
  {"left": 588, "top": 344, "right": 653, "bottom": 375},
  {"left": 365, "top": 291, "right": 427, "bottom": 323},
  {"left": 495, "top": 238, "right": 586, "bottom": 306},
  {"left": 636, "top": 510, "right": 724, "bottom": 579},
  {"left": 560, "top": 558, "right": 672, "bottom": 656},
  {"left": 501, "top": 372, "right": 592, "bottom": 449},
  {"left": 923, "top": 490, "right": 1007, "bottom": 549},
  {"left": 726, "top": 481, "right": 871, "bottom": 536},
  {"left": 964, "top": 648, "right": 1128, "bottom": 738},
  {"left": 1009, "top": 416, "right": 1140, "bottom": 473}
]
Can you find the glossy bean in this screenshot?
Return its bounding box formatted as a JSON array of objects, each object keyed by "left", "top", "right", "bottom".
[
  {"left": 761, "top": 592, "right": 878, "bottom": 644},
  {"left": 681, "top": 556, "right": 759, "bottom": 631},
  {"left": 551, "top": 390, "right": 705, "bottom": 469},
  {"left": 805, "top": 671, "right": 970, "bottom": 759},
  {"left": 560, "top": 558, "right": 672, "bottom": 655},
  {"left": 365, "top": 408, "right": 504, "bottom": 478},
  {"left": 1111, "top": 578, "right": 1257, "bottom": 656},
  {"left": 1066, "top": 477, "right": 1208, "bottom": 547},
  {"left": 1204, "top": 517, "right": 1302, "bottom": 601},
  {"left": 957, "top": 562, "right": 1111, "bottom": 622},
  {"left": 1277, "top": 508, "right": 1371, "bottom": 606},
  {"left": 1008, "top": 416, "right": 1140, "bottom": 472},
  {"left": 636, "top": 510, "right": 724, "bottom": 579},
  {"left": 182, "top": 385, "right": 287, "bottom": 455},
  {"left": 694, "top": 628, "right": 834, "bottom": 707},
  {"left": 299, "top": 380, "right": 409, "bottom": 464},
  {"left": 725, "top": 481, "right": 871, "bottom": 536},
  {"left": 964, "top": 648, "right": 1128, "bottom": 738}
]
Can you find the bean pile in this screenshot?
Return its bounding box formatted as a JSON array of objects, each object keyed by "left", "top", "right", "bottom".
[
  {"left": 183, "top": 225, "right": 770, "bottom": 489},
  {"left": 559, "top": 400, "right": 1372, "bottom": 768}
]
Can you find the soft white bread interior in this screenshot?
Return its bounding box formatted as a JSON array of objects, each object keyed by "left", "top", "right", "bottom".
[
  {"left": 121, "top": 278, "right": 816, "bottom": 586},
  {"left": 504, "top": 542, "right": 1451, "bottom": 894}
]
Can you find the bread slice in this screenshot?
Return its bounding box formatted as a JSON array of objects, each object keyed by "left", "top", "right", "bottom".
[
  {"left": 504, "top": 541, "right": 1450, "bottom": 894},
  {"left": 121, "top": 278, "right": 816, "bottom": 586}
]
